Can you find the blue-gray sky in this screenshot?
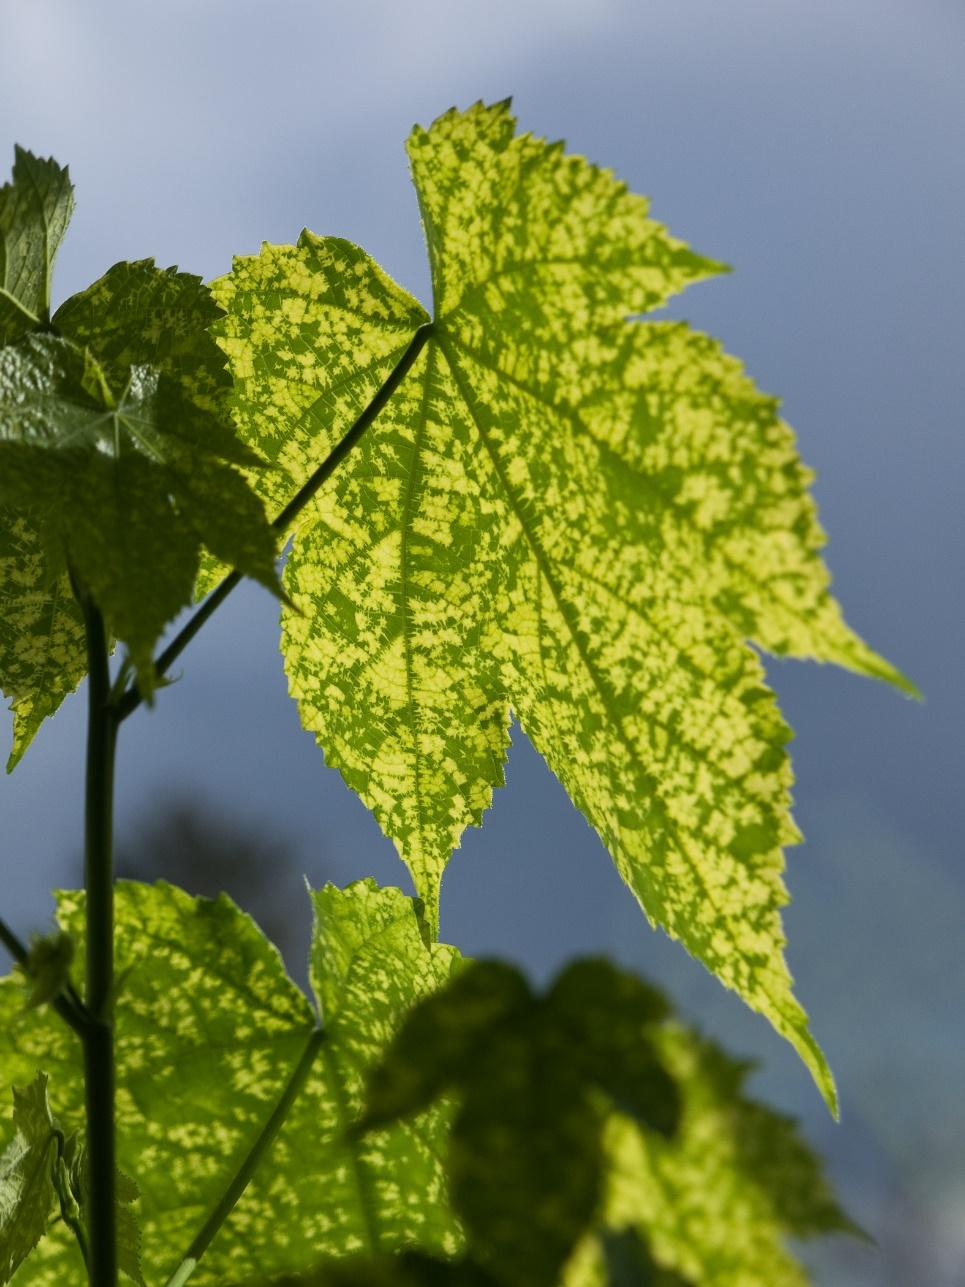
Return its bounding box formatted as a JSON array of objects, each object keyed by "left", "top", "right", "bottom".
[{"left": 1, "top": 3, "right": 963, "bottom": 1283}]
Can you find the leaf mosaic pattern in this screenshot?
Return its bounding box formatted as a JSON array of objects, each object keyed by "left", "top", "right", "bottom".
[
  {"left": 0, "top": 880, "right": 462, "bottom": 1286},
  {"left": 215, "top": 101, "right": 909, "bottom": 1105}
]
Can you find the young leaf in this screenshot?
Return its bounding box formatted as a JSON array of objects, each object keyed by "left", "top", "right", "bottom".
[
  {"left": 0, "top": 880, "right": 463, "bottom": 1285},
  {"left": 18, "top": 932, "right": 75, "bottom": 1011},
  {"left": 0, "top": 147, "right": 74, "bottom": 342},
  {"left": 214, "top": 101, "right": 911, "bottom": 1106},
  {"left": 0, "top": 333, "right": 279, "bottom": 691},
  {"left": 0, "top": 1073, "right": 59, "bottom": 1283},
  {"left": 63, "top": 1139, "right": 146, "bottom": 1287},
  {"left": 52, "top": 258, "right": 261, "bottom": 471}
]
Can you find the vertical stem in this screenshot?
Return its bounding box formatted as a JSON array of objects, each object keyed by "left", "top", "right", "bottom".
[{"left": 80, "top": 593, "right": 118, "bottom": 1287}]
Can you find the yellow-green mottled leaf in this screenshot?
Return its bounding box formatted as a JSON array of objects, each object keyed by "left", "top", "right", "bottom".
[
  {"left": 215, "top": 101, "right": 912, "bottom": 1108},
  {"left": 1, "top": 880, "right": 462, "bottom": 1286},
  {"left": 0, "top": 1073, "right": 59, "bottom": 1283},
  {"left": 0, "top": 148, "right": 73, "bottom": 343}
]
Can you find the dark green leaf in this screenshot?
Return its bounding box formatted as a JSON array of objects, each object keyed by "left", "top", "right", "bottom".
[
  {"left": 600, "top": 1229, "right": 694, "bottom": 1286},
  {"left": 0, "top": 333, "right": 278, "bottom": 694},
  {"left": 450, "top": 1031, "right": 603, "bottom": 1287},
  {"left": 546, "top": 961, "right": 679, "bottom": 1137},
  {"left": 362, "top": 959, "right": 681, "bottom": 1287},
  {"left": 362, "top": 962, "right": 531, "bottom": 1130},
  {"left": 0, "top": 148, "right": 73, "bottom": 342},
  {"left": 53, "top": 258, "right": 262, "bottom": 469}
]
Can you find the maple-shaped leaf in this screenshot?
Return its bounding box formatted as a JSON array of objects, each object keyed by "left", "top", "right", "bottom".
[
  {"left": 0, "top": 880, "right": 463, "bottom": 1285},
  {"left": 0, "top": 1073, "right": 59, "bottom": 1284},
  {"left": 0, "top": 333, "right": 279, "bottom": 693},
  {"left": 214, "top": 102, "right": 912, "bottom": 1107},
  {"left": 0, "top": 148, "right": 73, "bottom": 343}
]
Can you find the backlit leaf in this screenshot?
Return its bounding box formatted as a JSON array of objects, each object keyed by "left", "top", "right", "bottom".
[
  {"left": 0, "top": 880, "right": 462, "bottom": 1286},
  {"left": 214, "top": 101, "right": 911, "bottom": 1106}
]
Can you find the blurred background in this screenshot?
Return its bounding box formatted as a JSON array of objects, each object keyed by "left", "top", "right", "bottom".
[{"left": 0, "top": 1, "right": 962, "bottom": 1282}]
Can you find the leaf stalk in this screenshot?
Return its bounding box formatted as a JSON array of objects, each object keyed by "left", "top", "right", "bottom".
[{"left": 162, "top": 1027, "right": 325, "bottom": 1287}]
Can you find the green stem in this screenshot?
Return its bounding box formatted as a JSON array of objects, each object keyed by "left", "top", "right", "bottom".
[
  {"left": 115, "top": 321, "right": 434, "bottom": 724},
  {"left": 79, "top": 592, "right": 119, "bottom": 1287},
  {"left": 0, "top": 916, "right": 92, "bottom": 1038},
  {"left": 162, "top": 1028, "right": 325, "bottom": 1287}
]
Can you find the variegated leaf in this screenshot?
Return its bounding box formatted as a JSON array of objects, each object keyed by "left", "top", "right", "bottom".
[
  {"left": 0, "top": 881, "right": 462, "bottom": 1286},
  {"left": 213, "top": 101, "right": 912, "bottom": 1107}
]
